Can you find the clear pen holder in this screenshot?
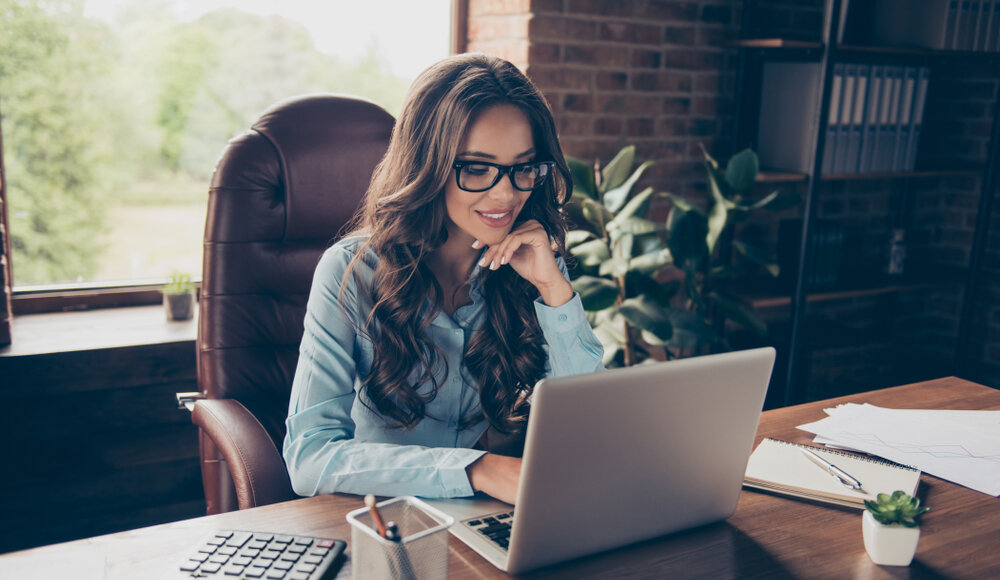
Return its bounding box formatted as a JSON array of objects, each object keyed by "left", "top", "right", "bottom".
[{"left": 346, "top": 496, "right": 454, "bottom": 580}]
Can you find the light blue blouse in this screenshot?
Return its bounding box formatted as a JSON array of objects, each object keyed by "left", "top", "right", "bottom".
[{"left": 283, "top": 236, "right": 605, "bottom": 499}]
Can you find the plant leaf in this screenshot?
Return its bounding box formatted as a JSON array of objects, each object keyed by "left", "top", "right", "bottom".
[
  {"left": 667, "top": 207, "right": 709, "bottom": 269},
  {"left": 581, "top": 197, "right": 614, "bottom": 231},
  {"left": 566, "top": 155, "right": 597, "bottom": 200},
  {"left": 665, "top": 193, "right": 703, "bottom": 215},
  {"left": 599, "top": 145, "right": 636, "bottom": 194},
  {"left": 664, "top": 307, "right": 716, "bottom": 349},
  {"left": 751, "top": 189, "right": 801, "bottom": 211},
  {"left": 628, "top": 248, "right": 673, "bottom": 276},
  {"left": 566, "top": 229, "right": 596, "bottom": 248},
  {"left": 733, "top": 240, "right": 779, "bottom": 277},
  {"left": 603, "top": 162, "right": 653, "bottom": 213},
  {"left": 619, "top": 296, "right": 673, "bottom": 341},
  {"left": 626, "top": 271, "right": 680, "bottom": 305},
  {"left": 705, "top": 167, "right": 729, "bottom": 255},
  {"left": 571, "top": 275, "right": 619, "bottom": 311},
  {"left": 725, "top": 148, "right": 759, "bottom": 192},
  {"left": 599, "top": 257, "right": 631, "bottom": 278},
  {"left": 610, "top": 216, "right": 664, "bottom": 237},
  {"left": 709, "top": 292, "right": 768, "bottom": 336},
  {"left": 569, "top": 238, "right": 611, "bottom": 268}
]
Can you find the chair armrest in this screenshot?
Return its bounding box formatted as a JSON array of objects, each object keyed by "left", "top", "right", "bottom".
[{"left": 191, "top": 398, "right": 296, "bottom": 510}]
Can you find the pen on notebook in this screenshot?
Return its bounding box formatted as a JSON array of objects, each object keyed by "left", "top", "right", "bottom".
[
  {"left": 365, "top": 494, "right": 388, "bottom": 538},
  {"left": 799, "top": 447, "right": 867, "bottom": 493}
]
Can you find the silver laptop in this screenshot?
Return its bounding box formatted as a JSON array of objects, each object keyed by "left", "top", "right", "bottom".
[{"left": 425, "top": 346, "right": 775, "bottom": 574}]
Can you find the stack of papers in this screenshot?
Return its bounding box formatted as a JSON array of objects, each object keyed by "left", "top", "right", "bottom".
[{"left": 797, "top": 403, "right": 1000, "bottom": 496}]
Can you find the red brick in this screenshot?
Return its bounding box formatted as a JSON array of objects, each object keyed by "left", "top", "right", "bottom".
[
  {"left": 469, "top": 0, "right": 531, "bottom": 16},
  {"left": 529, "top": 15, "right": 596, "bottom": 41},
  {"left": 664, "top": 26, "right": 696, "bottom": 45},
  {"left": 557, "top": 114, "right": 593, "bottom": 136},
  {"left": 564, "top": 44, "right": 630, "bottom": 66},
  {"left": 694, "top": 73, "right": 720, "bottom": 93},
  {"left": 661, "top": 96, "right": 691, "bottom": 115},
  {"left": 653, "top": 71, "right": 693, "bottom": 92},
  {"left": 531, "top": 0, "right": 565, "bottom": 14},
  {"left": 632, "top": 49, "right": 662, "bottom": 69},
  {"left": 526, "top": 65, "right": 592, "bottom": 90},
  {"left": 563, "top": 93, "right": 593, "bottom": 112},
  {"left": 662, "top": 49, "right": 724, "bottom": 71},
  {"left": 658, "top": 118, "right": 689, "bottom": 137},
  {"left": 645, "top": 1, "right": 699, "bottom": 22},
  {"left": 596, "top": 71, "right": 628, "bottom": 90},
  {"left": 598, "top": 22, "right": 662, "bottom": 44},
  {"left": 468, "top": 16, "right": 531, "bottom": 41},
  {"left": 627, "top": 117, "right": 655, "bottom": 137},
  {"left": 566, "top": 0, "right": 642, "bottom": 18},
  {"left": 528, "top": 42, "right": 561, "bottom": 63},
  {"left": 595, "top": 117, "right": 623, "bottom": 135},
  {"left": 692, "top": 96, "right": 724, "bottom": 116},
  {"left": 697, "top": 26, "right": 730, "bottom": 47}
]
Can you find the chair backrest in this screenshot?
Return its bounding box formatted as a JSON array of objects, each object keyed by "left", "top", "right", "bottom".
[{"left": 197, "top": 94, "right": 394, "bottom": 511}]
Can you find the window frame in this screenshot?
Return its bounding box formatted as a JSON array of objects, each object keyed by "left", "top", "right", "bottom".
[{"left": 3, "top": 0, "right": 465, "bottom": 317}]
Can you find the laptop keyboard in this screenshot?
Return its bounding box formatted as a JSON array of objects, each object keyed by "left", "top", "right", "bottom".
[
  {"left": 463, "top": 511, "right": 515, "bottom": 551},
  {"left": 176, "top": 530, "right": 346, "bottom": 579}
]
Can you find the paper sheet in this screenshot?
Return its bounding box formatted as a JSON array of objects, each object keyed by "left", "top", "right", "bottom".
[{"left": 797, "top": 404, "right": 1000, "bottom": 496}]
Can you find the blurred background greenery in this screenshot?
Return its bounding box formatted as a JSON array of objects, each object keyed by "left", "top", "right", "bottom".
[{"left": 1, "top": 0, "right": 436, "bottom": 286}]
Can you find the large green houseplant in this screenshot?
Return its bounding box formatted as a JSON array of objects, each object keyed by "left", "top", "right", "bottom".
[{"left": 565, "top": 145, "right": 798, "bottom": 367}]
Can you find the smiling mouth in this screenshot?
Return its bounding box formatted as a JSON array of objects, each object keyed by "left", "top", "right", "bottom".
[{"left": 479, "top": 210, "right": 511, "bottom": 219}]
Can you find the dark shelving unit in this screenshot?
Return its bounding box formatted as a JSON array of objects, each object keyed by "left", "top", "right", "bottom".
[{"left": 732, "top": 0, "right": 1000, "bottom": 406}]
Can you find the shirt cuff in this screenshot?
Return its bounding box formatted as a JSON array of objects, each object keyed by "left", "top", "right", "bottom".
[
  {"left": 533, "top": 291, "right": 588, "bottom": 332},
  {"left": 439, "top": 447, "right": 488, "bottom": 497}
]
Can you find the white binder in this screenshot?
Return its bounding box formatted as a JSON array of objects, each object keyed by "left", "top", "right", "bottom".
[
  {"left": 822, "top": 64, "right": 845, "bottom": 176},
  {"left": 905, "top": 68, "right": 931, "bottom": 171},
  {"left": 845, "top": 64, "right": 868, "bottom": 174},
  {"left": 833, "top": 64, "right": 856, "bottom": 174},
  {"left": 859, "top": 65, "right": 883, "bottom": 174},
  {"left": 893, "top": 67, "right": 916, "bottom": 172}
]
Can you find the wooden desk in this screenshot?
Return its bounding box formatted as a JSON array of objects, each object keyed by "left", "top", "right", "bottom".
[{"left": 2, "top": 377, "right": 997, "bottom": 579}]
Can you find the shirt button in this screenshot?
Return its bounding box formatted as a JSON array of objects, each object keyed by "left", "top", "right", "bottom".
[
  {"left": 454, "top": 329, "right": 462, "bottom": 335},
  {"left": 452, "top": 376, "right": 460, "bottom": 384},
  {"left": 558, "top": 314, "right": 568, "bottom": 322}
]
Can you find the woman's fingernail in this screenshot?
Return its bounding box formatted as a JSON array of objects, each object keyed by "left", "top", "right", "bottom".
[
  {"left": 471, "top": 240, "right": 481, "bottom": 249},
  {"left": 489, "top": 260, "right": 497, "bottom": 270},
  {"left": 500, "top": 255, "right": 507, "bottom": 265},
  {"left": 479, "top": 257, "right": 488, "bottom": 268}
]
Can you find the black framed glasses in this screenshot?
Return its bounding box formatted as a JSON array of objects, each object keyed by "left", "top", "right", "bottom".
[{"left": 452, "top": 160, "right": 555, "bottom": 193}]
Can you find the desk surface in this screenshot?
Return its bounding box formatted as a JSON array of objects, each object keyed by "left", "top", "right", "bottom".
[{"left": 2, "top": 376, "right": 997, "bottom": 579}]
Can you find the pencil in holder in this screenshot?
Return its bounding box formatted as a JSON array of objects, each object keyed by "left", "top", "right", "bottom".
[{"left": 346, "top": 496, "right": 454, "bottom": 580}]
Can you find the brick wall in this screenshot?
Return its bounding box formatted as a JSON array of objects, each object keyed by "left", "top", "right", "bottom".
[
  {"left": 467, "top": 0, "right": 741, "bottom": 200},
  {"left": 462, "top": 0, "right": 1000, "bottom": 395}
]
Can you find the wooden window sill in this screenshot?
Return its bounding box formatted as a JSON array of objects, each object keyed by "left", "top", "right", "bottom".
[{"left": 0, "top": 304, "right": 197, "bottom": 357}]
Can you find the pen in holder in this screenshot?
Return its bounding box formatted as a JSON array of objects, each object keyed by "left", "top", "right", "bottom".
[{"left": 346, "top": 496, "right": 454, "bottom": 580}]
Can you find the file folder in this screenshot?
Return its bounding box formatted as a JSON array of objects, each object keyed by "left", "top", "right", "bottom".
[
  {"left": 859, "top": 65, "right": 883, "bottom": 174},
  {"left": 905, "top": 68, "right": 931, "bottom": 171},
  {"left": 892, "top": 67, "right": 916, "bottom": 172},
  {"left": 822, "top": 63, "right": 845, "bottom": 176},
  {"left": 832, "top": 64, "right": 856, "bottom": 174}
]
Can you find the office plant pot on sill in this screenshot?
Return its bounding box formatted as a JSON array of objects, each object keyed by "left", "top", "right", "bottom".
[
  {"left": 862, "top": 491, "right": 929, "bottom": 566},
  {"left": 162, "top": 272, "right": 196, "bottom": 321}
]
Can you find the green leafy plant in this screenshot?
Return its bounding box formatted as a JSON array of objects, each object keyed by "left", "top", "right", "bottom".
[
  {"left": 564, "top": 145, "right": 799, "bottom": 367},
  {"left": 162, "top": 271, "right": 195, "bottom": 295},
  {"left": 864, "top": 490, "right": 930, "bottom": 527}
]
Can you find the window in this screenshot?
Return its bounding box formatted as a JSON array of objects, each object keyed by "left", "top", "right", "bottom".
[{"left": 0, "top": 0, "right": 452, "bottom": 297}]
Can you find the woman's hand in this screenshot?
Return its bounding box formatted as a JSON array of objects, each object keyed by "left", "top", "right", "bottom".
[
  {"left": 474, "top": 219, "right": 573, "bottom": 307},
  {"left": 466, "top": 453, "right": 522, "bottom": 505}
]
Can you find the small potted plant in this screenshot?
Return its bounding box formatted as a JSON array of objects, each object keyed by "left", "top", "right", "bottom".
[
  {"left": 162, "top": 271, "right": 196, "bottom": 321},
  {"left": 862, "top": 490, "right": 930, "bottom": 566}
]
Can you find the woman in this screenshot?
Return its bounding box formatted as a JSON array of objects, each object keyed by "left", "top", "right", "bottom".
[{"left": 283, "top": 53, "right": 604, "bottom": 505}]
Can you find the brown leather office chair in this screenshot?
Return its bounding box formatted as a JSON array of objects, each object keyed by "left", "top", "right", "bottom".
[{"left": 186, "top": 94, "right": 394, "bottom": 514}]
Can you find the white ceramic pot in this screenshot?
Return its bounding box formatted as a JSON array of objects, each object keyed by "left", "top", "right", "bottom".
[{"left": 862, "top": 510, "right": 920, "bottom": 566}]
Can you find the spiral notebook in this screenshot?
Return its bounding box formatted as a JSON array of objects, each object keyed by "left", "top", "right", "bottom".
[{"left": 743, "top": 438, "right": 921, "bottom": 509}]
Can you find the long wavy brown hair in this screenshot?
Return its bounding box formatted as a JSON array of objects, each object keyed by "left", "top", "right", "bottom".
[{"left": 342, "top": 53, "right": 572, "bottom": 434}]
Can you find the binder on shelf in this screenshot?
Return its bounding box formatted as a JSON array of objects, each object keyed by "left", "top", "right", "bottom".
[
  {"left": 989, "top": 0, "right": 1000, "bottom": 51},
  {"left": 844, "top": 64, "right": 868, "bottom": 174},
  {"left": 832, "top": 64, "right": 856, "bottom": 174},
  {"left": 945, "top": 0, "right": 959, "bottom": 49},
  {"left": 972, "top": 0, "right": 990, "bottom": 49},
  {"left": 905, "top": 68, "right": 931, "bottom": 171},
  {"left": 757, "top": 61, "right": 823, "bottom": 174},
  {"left": 823, "top": 0, "right": 852, "bottom": 45},
  {"left": 859, "top": 65, "right": 883, "bottom": 174},
  {"left": 875, "top": 67, "right": 901, "bottom": 172},
  {"left": 822, "top": 63, "right": 845, "bottom": 176},
  {"left": 892, "top": 67, "right": 917, "bottom": 172}
]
